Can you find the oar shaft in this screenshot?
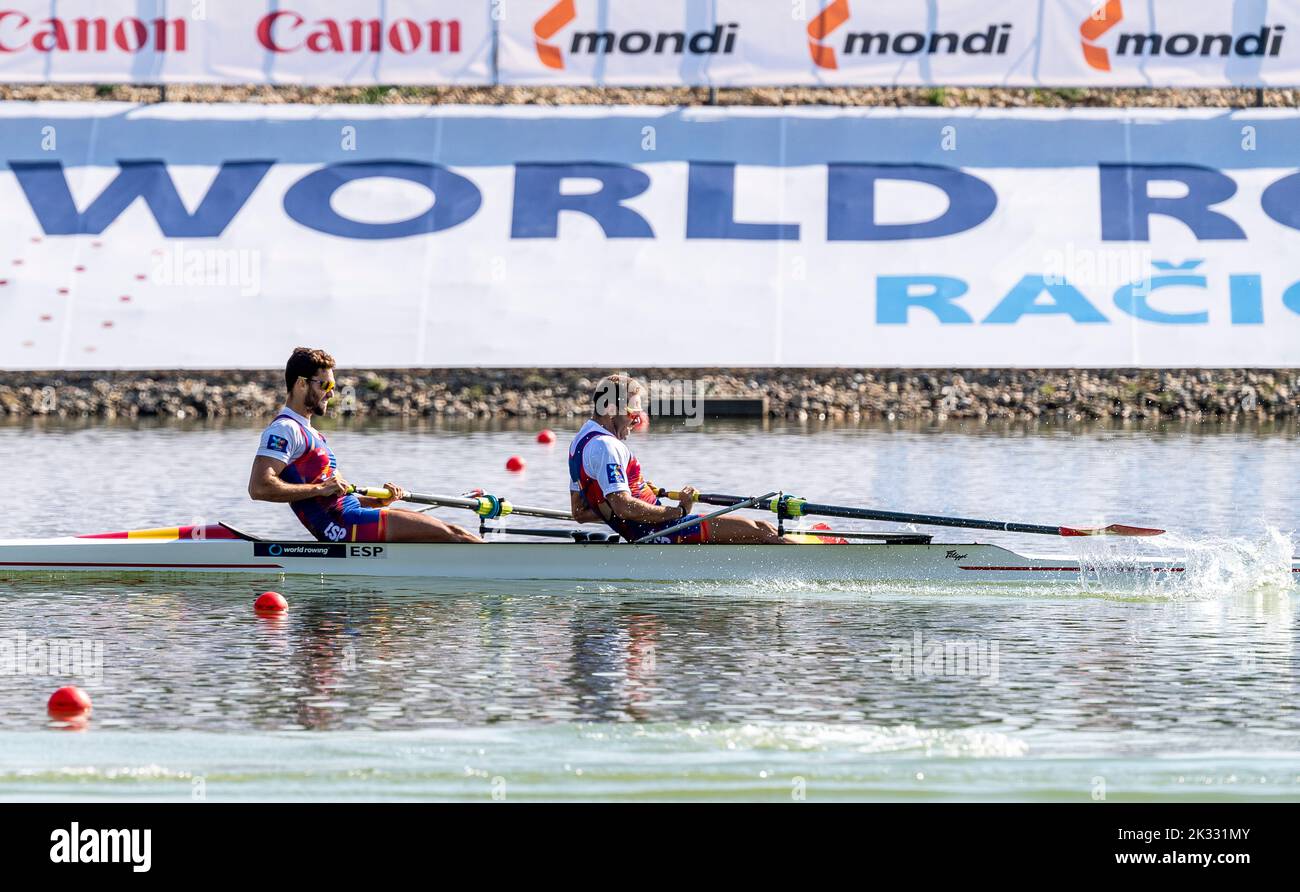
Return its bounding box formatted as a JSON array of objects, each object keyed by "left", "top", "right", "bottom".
[
  {"left": 687, "top": 492, "right": 1062, "bottom": 536},
  {"left": 801, "top": 502, "right": 1063, "bottom": 536},
  {"left": 633, "top": 491, "right": 777, "bottom": 544}
]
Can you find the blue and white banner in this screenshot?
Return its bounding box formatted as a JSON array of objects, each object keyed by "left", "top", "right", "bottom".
[{"left": 1, "top": 102, "right": 1299, "bottom": 369}]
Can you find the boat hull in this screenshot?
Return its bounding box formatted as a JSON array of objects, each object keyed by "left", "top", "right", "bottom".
[{"left": 2, "top": 536, "right": 1295, "bottom": 586}]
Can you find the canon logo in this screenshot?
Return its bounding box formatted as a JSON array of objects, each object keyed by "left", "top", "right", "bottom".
[
  {"left": 0, "top": 12, "right": 186, "bottom": 53},
  {"left": 256, "top": 11, "right": 460, "bottom": 54}
]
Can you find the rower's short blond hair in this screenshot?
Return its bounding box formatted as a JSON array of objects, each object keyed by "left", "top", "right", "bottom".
[{"left": 592, "top": 374, "right": 645, "bottom": 417}]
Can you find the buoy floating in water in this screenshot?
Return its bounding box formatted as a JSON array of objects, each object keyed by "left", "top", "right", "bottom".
[
  {"left": 47, "top": 686, "right": 92, "bottom": 719},
  {"left": 536, "top": 429, "right": 556, "bottom": 445},
  {"left": 506, "top": 455, "right": 526, "bottom": 472},
  {"left": 254, "top": 591, "right": 288, "bottom": 614}
]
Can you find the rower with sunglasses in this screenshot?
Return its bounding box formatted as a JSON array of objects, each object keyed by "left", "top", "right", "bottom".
[
  {"left": 568, "top": 375, "right": 787, "bottom": 545},
  {"left": 248, "top": 347, "right": 481, "bottom": 544}
]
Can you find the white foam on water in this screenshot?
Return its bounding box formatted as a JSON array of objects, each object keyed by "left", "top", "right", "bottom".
[
  {"left": 1067, "top": 526, "right": 1296, "bottom": 601},
  {"left": 604, "top": 721, "right": 1029, "bottom": 759}
]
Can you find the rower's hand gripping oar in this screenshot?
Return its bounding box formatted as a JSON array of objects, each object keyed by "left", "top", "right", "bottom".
[
  {"left": 349, "top": 487, "right": 574, "bottom": 522},
  {"left": 656, "top": 490, "right": 1163, "bottom": 538}
]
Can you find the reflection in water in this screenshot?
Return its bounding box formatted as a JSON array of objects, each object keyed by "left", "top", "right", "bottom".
[{"left": 0, "top": 579, "right": 1292, "bottom": 751}]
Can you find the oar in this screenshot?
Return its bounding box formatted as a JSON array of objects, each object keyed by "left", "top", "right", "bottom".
[
  {"left": 657, "top": 490, "right": 1163, "bottom": 538},
  {"left": 633, "top": 492, "right": 778, "bottom": 544},
  {"left": 350, "top": 487, "right": 573, "bottom": 522}
]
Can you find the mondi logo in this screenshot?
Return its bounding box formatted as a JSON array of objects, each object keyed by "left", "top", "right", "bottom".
[
  {"left": 807, "top": 1, "right": 1012, "bottom": 69},
  {"left": 1080, "top": 0, "right": 1285, "bottom": 71},
  {"left": 533, "top": 0, "right": 574, "bottom": 68},
  {"left": 532, "top": 0, "right": 737, "bottom": 70},
  {"left": 807, "top": 0, "right": 850, "bottom": 69},
  {"left": 1080, "top": 0, "right": 1123, "bottom": 70}
]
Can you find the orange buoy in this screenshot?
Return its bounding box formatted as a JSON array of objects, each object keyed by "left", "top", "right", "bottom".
[
  {"left": 254, "top": 591, "right": 288, "bottom": 614},
  {"left": 536, "top": 429, "right": 556, "bottom": 445},
  {"left": 47, "top": 686, "right": 92, "bottom": 719},
  {"left": 506, "top": 455, "right": 526, "bottom": 472}
]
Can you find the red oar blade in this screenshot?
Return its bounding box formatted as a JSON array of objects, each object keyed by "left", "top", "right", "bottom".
[{"left": 1059, "top": 523, "right": 1165, "bottom": 537}]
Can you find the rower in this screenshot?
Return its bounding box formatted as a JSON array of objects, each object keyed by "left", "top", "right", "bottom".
[
  {"left": 568, "top": 375, "right": 787, "bottom": 544},
  {"left": 247, "top": 347, "right": 481, "bottom": 544}
]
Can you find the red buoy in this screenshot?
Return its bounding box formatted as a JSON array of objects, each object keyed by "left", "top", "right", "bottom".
[
  {"left": 47, "top": 686, "right": 92, "bottom": 719},
  {"left": 536, "top": 429, "right": 556, "bottom": 445},
  {"left": 506, "top": 455, "right": 526, "bottom": 472},
  {"left": 255, "top": 591, "right": 288, "bottom": 614}
]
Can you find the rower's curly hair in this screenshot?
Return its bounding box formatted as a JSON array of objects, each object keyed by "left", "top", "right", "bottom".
[{"left": 285, "top": 347, "right": 336, "bottom": 394}]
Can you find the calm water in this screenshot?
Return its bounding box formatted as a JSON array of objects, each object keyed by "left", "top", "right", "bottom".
[{"left": 0, "top": 418, "right": 1297, "bottom": 801}]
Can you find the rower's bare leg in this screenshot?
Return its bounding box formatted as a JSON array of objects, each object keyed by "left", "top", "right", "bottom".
[
  {"left": 704, "top": 516, "right": 791, "bottom": 544},
  {"left": 384, "top": 508, "right": 483, "bottom": 543}
]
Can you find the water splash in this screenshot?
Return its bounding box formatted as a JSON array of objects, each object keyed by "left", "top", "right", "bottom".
[{"left": 1069, "top": 526, "right": 1296, "bottom": 600}]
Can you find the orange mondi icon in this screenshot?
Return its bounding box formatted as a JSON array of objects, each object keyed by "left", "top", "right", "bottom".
[
  {"left": 807, "top": 0, "right": 851, "bottom": 69},
  {"left": 535, "top": 0, "right": 577, "bottom": 69},
  {"left": 1080, "top": 0, "right": 1124, "bottom": 71}
]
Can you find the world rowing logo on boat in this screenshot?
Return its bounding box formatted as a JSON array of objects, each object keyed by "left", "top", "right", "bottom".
[{"left": 255, "top": 543, "right": 346, "bottom": 559}]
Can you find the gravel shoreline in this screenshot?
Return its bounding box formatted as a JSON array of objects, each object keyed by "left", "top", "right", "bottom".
[
  {"left": 1, "top": 84, "right": 1294, "bottom": 108},
  {"left": 1, "top": 369, "right": 1295, "bottom": 423}
]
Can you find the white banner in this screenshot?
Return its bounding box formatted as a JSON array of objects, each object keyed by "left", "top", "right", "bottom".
[
  {"left": 0, "top": 0, "right": 493, "bottom": 84},
  {"left": 0, "top": 1, "right": 1299, "bottom": 87},
  {"left": 496, "top": 0, "right": 1300, "bottom": 88},
  {"left": 2, "top": 102, "right": 1300, "bottom": 369}
]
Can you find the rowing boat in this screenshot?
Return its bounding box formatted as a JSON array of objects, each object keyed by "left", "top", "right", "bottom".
[{"left": 2, "top": 524, "right": 1296, "bottom": 586}]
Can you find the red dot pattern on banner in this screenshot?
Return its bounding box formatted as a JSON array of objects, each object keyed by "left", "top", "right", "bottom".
[{"left": 10, "top": 238, "right": 162, "bottom": 355}]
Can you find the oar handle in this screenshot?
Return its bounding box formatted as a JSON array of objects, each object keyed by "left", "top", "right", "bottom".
[{"left": 352, "top": 487, "right": 396, "bottom": 500}]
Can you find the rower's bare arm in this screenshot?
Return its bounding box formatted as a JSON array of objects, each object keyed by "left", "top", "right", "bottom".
[
  {"left": 569, "top": 492, "right": 603, "bottom": 524},
  {"left": 605, "top": 491, "right": 686, "bottom": 523},
  {"left": 248, "top": 456, "right": 342, "bottom": 503}
]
